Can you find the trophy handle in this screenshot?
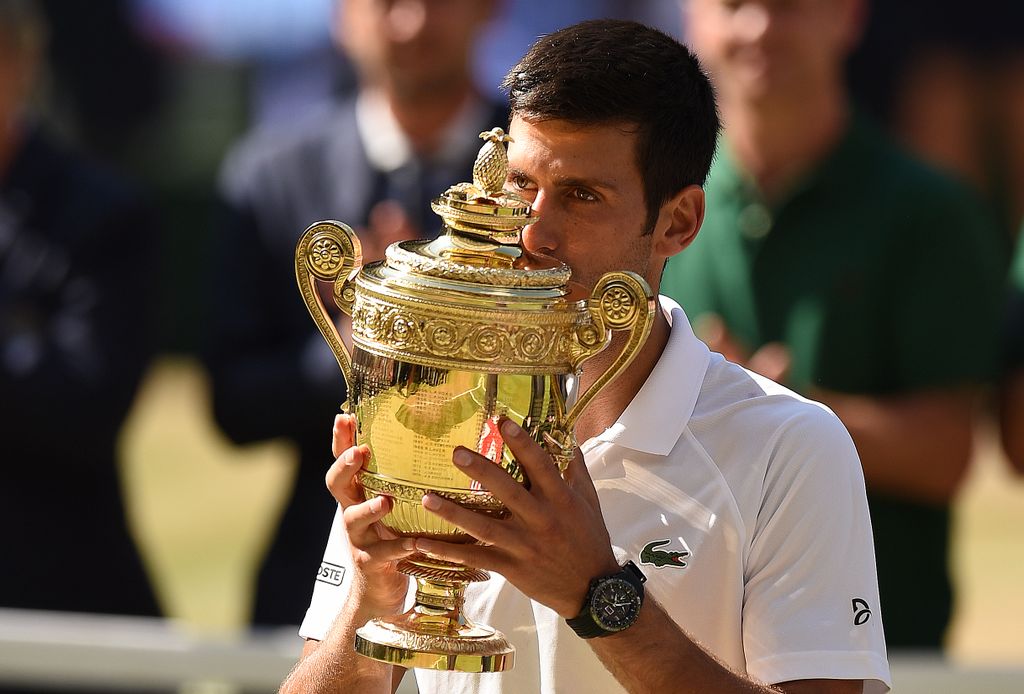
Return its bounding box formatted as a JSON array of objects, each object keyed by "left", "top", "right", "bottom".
[
  {"left": 564, "top": 271, "right": 656, "bottom": 432},
  {"left": 294, "top": 220, "right": 363, "bottom": 390}
]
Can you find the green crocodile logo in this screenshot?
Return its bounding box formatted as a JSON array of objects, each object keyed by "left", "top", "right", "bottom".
[{"left": 640, "top": 539, "right": 690, "bottom": 569}]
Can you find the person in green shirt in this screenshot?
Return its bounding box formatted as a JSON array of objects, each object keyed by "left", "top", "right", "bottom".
[{"left": 667, "top": 0, "right": 1004, "bottom": 649}]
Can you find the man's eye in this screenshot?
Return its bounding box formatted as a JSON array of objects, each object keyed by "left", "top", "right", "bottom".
[
  {"left": 571, "top": 188, "right": 597, "bottom": 202},
  {"left": 509, "top": 174, "right": 533, "bottom": 190}
]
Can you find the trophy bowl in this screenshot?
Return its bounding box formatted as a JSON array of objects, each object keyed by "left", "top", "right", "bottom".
[{"left": 295, "top": 128, "right": 654, "bottom": 673}]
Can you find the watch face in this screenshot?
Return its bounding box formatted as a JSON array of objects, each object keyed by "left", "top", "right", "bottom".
[{"left": 590, "top": 577, "right": 641, "bottom": 632}]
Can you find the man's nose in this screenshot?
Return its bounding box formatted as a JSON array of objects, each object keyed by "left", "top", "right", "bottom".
[{"left": 521, "top": 195, "right": 560, "bottom": 255}]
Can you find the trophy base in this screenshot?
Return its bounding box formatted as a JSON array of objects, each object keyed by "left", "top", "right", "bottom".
[
  {"left": 355, "top": 616, "right": 514, "bottom": 672},
  {"left": 354, "top": 569, "right": 515, "bottom": 673}
]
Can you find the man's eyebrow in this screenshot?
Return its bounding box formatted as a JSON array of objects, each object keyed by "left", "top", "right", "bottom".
[
  {"left": 507, "top": 167, "right": 619, "bottom": 192},
  {"left": 554, "top": 175, "right": 619, "bottom": 192}
]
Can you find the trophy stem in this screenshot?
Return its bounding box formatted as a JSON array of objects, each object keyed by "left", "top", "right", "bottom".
[{"left": 354, "top": 560, "right": 515, "bottom": 672}]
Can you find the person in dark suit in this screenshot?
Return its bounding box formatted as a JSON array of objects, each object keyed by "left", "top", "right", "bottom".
[
  {"left": 0, "top": 0, "right": 160, "bottom": 636},
  {"left": 205, "top": 0, "right": 505, "bottom": 627}
]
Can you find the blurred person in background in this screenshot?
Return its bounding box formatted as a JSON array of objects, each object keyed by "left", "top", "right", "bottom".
[
  {"left": 847, "top": 0, "right": 1024, "bottom": 243},
  {"left": 37, "top": 0, "right": 168, "bottom": 165},
  {"left": 204, "top": 0, "right": 505, "bottom": 627},
  {"left": 0, "top": 0, "right": 161, "bottom": 680},
  {"left": 663, "top": 0, "right": 1004, "bottom": 649},
  {"left": 998, "top": 219, "right": 1024, "bottom": 476}
]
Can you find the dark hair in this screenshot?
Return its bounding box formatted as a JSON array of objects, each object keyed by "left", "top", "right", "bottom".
[{"left": 502, "top": 19, "right": 720, "bottom": 231}]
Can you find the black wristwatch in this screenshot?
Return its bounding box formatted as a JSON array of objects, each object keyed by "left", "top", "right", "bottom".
[{"left": 566, "top": 560, "right": 647, "bottom": 639}]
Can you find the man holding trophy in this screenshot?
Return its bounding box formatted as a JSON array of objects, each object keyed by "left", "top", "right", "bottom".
[{"left": 281, "top": 20, "right": 890, "bottom": 694}]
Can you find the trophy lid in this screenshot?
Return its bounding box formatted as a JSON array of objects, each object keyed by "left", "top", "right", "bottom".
[
  {"left": 345, "top": 127, "right": 603, "bottom": 373},
  {"left": 377, "top": 127, "right": 573, "bottom": 296},
  {"left": 297, "top": 127, "right": 653, "bottom": 378}
]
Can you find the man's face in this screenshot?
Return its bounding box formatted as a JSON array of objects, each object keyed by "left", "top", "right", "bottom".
[
  {"left": 339, "top": 0, "right": 492, "bottom": 100},
  {"left": 505, "top": 116, "right": 659, "bottom": 295},
  {"left": 684, "top": 0, "right": 861, "bottom": 104}
]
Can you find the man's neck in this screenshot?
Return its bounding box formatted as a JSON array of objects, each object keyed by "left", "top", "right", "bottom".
[
  {"left": 722, "top": 86, "right": 849, "bottom": 202},
  {"left": 574, "top": 309, "right": 670, "bottom": 444},
  {"left": 381, "top": 77, "right": 478, "bottom": 156}
]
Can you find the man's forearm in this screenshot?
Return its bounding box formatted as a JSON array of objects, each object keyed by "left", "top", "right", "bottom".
[
  {"left": 279, "top": 589, "right": 401, "bottom": 694},
  {"left": 589, "top": 595, "right": 780, "bottom": 693},
  {"left": 589, "top": 597, "right": 863, "bottom": 694},
  {"left": 817, "top": 389, "right": 976, "bottom": 504}
]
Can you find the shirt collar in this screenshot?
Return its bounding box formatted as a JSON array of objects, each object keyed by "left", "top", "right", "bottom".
[
  {"left": 590, "top": 296, "right": 711, "bottom": 456},
  {"left": 355, "top": 88, "right": 491, "bottom": 172}
]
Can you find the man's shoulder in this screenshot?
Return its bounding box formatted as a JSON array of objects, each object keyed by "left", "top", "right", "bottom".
[
  {"left": 695, "top": 354, "right": 833, "bottom": 419},
  {"left": 691, "top": 354, "right": 853, "bottom": 460},
  {"left": 846, "top": 117, "right": 986, "bottom": 213},
  {"left": 685, "top": 356, "right": 862, "bottom": 527}
]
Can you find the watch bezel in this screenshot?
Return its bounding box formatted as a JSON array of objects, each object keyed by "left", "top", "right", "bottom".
[
  {"left": 567, "top": 560, "right": 647, "bottom": 639},
  {"left": 589, "top": 576, "right": 642, "bottom": 632}
]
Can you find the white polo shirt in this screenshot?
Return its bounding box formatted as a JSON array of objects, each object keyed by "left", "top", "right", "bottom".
[{"left": 300, "top": 298, "right": 892, "bottom": 693}]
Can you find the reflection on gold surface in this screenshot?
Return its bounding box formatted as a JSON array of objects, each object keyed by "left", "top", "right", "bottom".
[{"left": 355, "top": 348, "right": 563, "bottom": 496}]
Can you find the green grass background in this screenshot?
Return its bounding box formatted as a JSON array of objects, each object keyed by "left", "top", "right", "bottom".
[{"left": 120, "top": 358, "right": 1024, "bottom": 661}]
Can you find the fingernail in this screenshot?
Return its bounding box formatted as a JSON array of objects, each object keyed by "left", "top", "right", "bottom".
[
  {"left": 422, "top": 493, "right": 442, "bottom": 510},
  {"left": 373, "top": 496, "right": 388, "bottom": 512},
  {"left": 500, "top": 418, "right": 522, "bottom": 438},
  {"left": 453, "top": 448, "right": 473, "bottom": 467},
  {"left": 401, "top": 538, "right": 415, "bottom": 551}
]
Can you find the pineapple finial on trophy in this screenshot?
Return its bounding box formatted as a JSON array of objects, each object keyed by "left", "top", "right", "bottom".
[
  {"left": 473, "top": 127, "right": 513, "bottom": 196},
  {"left": 430, "top": 126, "right": 536, "bottom": 245}
]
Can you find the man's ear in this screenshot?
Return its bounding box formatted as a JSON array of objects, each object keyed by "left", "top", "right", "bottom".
[{"left": 652, "top": 185, "right": 705, "bottom": 259}]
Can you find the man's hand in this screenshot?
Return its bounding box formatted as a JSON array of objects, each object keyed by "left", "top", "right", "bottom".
[
  {"left": 356, "top": 201, "right": 421, "bottom": 264},
  {"left": 315, "top": 202, "right": 421, "bottom": 341},
  {"left": 412, "top": 418, "right": 620, "bottom": 618},
  {"left": 326, "top": 414, "right": 414, "bottom": 611},
  {"left": 696, "top": 314, "right": 791, "bottom": 384},
  {"left": 279, "top": 415, "right": 410, "bottom": 694},
  {"left": 408, "top": 419, "right": 864, "bottom": 694}
]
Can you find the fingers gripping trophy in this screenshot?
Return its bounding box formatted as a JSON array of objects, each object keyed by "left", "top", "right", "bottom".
[{"left": 295, "top": 128, "right": 655, "bottom": 673}]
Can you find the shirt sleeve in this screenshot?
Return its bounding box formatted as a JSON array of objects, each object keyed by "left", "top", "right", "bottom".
[
  {"left": 742, "top": 405, "right": 892, "bottom": 692},
  {"left": 298, "top": 506, "right": 355, "bottom": 641}
]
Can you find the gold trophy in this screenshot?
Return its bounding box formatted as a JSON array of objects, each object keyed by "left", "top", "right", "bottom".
[{"left": 295, "top": 128, "right": 654, "bottom": 673}]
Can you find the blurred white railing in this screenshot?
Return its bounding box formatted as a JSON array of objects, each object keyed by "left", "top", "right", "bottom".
[
  {"left": 1, "top": 608, "right": 1021, "bottom": 693},
  {"left": 0, "top": 608, "right": 298, "bottom": 692}
]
